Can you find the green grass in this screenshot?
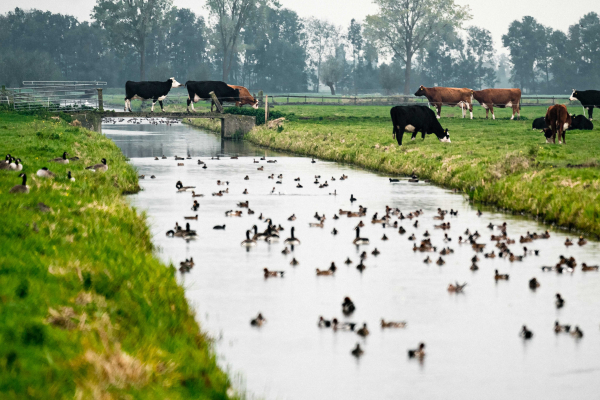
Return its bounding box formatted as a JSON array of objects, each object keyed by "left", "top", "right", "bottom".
[
  {"left": 246, "top": 104, "right": 600, "bottom": 237},
  {"left": 0, "top": 111, "right": 233, "bottom": 399}
]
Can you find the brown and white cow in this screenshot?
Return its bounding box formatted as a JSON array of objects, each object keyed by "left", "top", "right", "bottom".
[
  {"left": 472, "top": 88, "right": 521, "bottom": 120},
  {"left": 414, "top": 86, "right": 473, "bottom": 119},
  {"left": 543, "top": 104, "right": 572, "bottom": 144},
  {"left": 227, "top": 85, "right": 259, "bottom": 109}
]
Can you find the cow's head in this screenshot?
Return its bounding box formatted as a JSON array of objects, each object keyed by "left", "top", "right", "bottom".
[
  {"left": 543, "top": 128, "right": 553, "bottom": 142},
  {"left": 251, "top": 98, "right": 259, "bottom": 109},
  {"left": 414, "top": 85, "right": 426, "bottom": 97},
  {"left": 438, "top": 129, "right": 451, "bottom": 143},
  {"left": 569, "top": 89, "right": 578, "bottom": 101},
  {"left": 170, "top": 77, "right": 183, "bottom": 88}
]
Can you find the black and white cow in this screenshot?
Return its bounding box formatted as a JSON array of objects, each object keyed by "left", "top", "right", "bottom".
[
  {"left": 124, "top": 78, "right": 183, "bottom": 112},
  {"left": 185, "top": 81, "right": 241, "bottom": 112},
  {"left": 569, "top": 89, "right": 600, "bottom": 121},
  {"left": 532, "top": 114, "right": 593, "bottom": 130},
  {"left": 390, "top": 105, "right": 450, "bottom": 146},
  {"left": 532, "top": 117, "right": 546, "bottom": 130}
]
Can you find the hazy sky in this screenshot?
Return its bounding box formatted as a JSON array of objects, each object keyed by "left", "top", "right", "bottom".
[{"left": 2, "top": 0, "right": 599, "bottom": 54}]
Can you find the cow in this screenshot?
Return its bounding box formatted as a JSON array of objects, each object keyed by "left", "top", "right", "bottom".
[
  {"left": 533, "top": 114, "right": 593, "bottom": 131},
  {"left": 532, "top": 117, "right": 546, "bottom": 130},
  {"left": 185, "top": 81, "right": 240, "bottom": 112},
  {"left": 569, "top": 89, "right": 600, "bottom": 121},
  {"left": 390, "top": 105, "right": 450, "bottom": 146},
  {"left": 124, "top": 78, "right": 183, "bottom": 112},
  {"left": 414, "top": 86, "right": 473, "bottom": 119},
  {"left": 543, "top": 104, "right": 572, "bottom": 144},
  {"left": 228, "top": 85, "right": 259, "bottom": 108},
  {"left": 472, "top": 88, "right": 521, "bottom": 120}
]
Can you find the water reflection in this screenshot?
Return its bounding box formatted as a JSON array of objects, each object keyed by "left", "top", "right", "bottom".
[{"left": 107, "top": 120, "right": 600, "bottom": 400}]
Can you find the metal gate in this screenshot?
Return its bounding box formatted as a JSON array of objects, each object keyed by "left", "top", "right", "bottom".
[{"left": 9, "top": 81, "right": 106, "bottom": 112}]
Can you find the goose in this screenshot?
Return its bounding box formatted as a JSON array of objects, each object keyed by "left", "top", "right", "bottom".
[
  {"left": 520, "top": 325, "right": 533, "bottom": 339},
  {"left": 353, "top": 227, "right": 369, "bottom": 245},
  {"left": 408, "top": 234, "right": 415, "bottom": 241},
  {"left": 50, "top": 151, "right": 69, "bottom": 164},
  {"left": 351, "top": 343, "right": 364, "bottom": 358},
  {"left": 581, "top": 263, "right": 599, "bottom": 271},
  {"left": 213, "top": 225, "right": 226, "bottom": 230},
  {"left": 408, "top": 343, "right": 425, "bottom": 359},
  {"left": 9, "top": 173, "right": 29, "bottom": 193},
  {"left": 252, "top": 225, "right": 268, "bottom": 241},
  {"left": 36, "top": 167, "right": 56, "bottom": 178},
  {"left": 184, "top": 215, "right": 198, "bottom": 220},
  {"left": 191, "top": 201, "right": 200, "bottom": 211},
  {"left": 329, "top": 190, "right": 337, "bottom": 196},
  {"left": 67, "top": 171, "right": 75, "bottom": 182},
  {"left": 342, "top": 297, "right": 356, "bottom": 314},
  {"left": 350, "top": 194, "right": 357, "bottom": 202},
  {"left": 0, "top": 157, "right": 14, "bottom": 170},
  {"left": 356, "top": 261, "right": 366, "bottom": 272},
  {"left": 447, "top": 282, "right": 467, "bottom": 293},
  {"left": 381, "top": 319, "right": 407, "bottom": 328},
  {"left": 85, "top": 158, "right": 108, "bottom": 172},
  {"left": 332, "top": 228, "right": 338, "bottom": 235},
  {"left": 284, "top": 227, "right": 301, "bottom": 245},
  {"left": 318, "top": 316, "right": 332, "bottom": 328},
  {"left": 290, "top": 257, "right": 299, "bottom": 266},
  {"left": 333, "top": 319, "right": 356, "bottom": 331},
  {"left": 494, "top": 270, "right": 509, "bottom": 280},
  {"left": 555, "top": 293, "right": 565, "bottom": 308},
  {"left": 263, "top": 268, "right": 284, "bottom": 278},
  {"left": 180, "top": 258, "right": 195, "bottom": 269},
  {"left": 570, "top": 326, "right": 583, "bottom": 338},
  {"left": 356, "top": 323, "right": 369, "bottom": 337},
  {"left": 316, "top": 263, "right": 337, "bottom": 276},
  {"left": 250, "top": 313, "right": 266, "bottom": 327},
  {"left": 9, "top": 158, "right": 23, "bottom": 171},
  {"left": 554, "top": 321, "right": 571, "bottom": 333},
  {"left": 529, "top": 278, "right": 540, "bottom": 289},
  {"left": 389, "top": 178, "right": 399, "bottom": 182},
  {"left": 191, "top": 191, "right": 203, "bottom": 197}
]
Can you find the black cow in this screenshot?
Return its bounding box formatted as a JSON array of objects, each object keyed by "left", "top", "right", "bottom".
[
  {"left": 125, "top": 78, "right": 183, "bottom": 112},
  {"left": 532, "top": 117, "right": 546, "bottom": 130},
  {"left": 570, "top": 89, "right": 600, "bottom": 121},
  {"left": 185, "top": 81, "right": 241, "bottom": 112},
  {"left": 390, "top": 106, "right": 450, "bottom": 146},
  {"left": 533, "top": 114, "right": 593, "bottom": 130}
]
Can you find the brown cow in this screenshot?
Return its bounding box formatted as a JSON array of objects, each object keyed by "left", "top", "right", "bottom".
[
  {"left": 414, "top": 86, "right": 473, "bottom": 119},
  {"left": 543, "top": 104, "right": 572, "bottom": 144},
  {"left": 228, "top": 85, "right": 259, "bottom": 109},
  {"left": 472, "top": 89, "right": 521, "bottom": 120}
]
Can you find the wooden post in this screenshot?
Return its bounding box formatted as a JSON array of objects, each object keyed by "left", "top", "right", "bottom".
[
  {"left": 209, "top": 91, "right": 224, "bottom": 113},
  {"left": 265, "top": 95, "right": 269, "bottom": 122},
  {"left": 96, "top": 88, "right": 104, "bottom": 112}
]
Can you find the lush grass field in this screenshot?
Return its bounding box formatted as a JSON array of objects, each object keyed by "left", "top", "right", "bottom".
[
  {"left": 246, "top": 104, "right": 600, "bottom": 237},
  {"left": 0, "top": 111, "right": 232, "bottom": 399}
]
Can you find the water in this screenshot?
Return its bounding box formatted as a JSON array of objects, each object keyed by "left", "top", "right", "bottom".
[{"left": 104, "top": 120, "right": 600, "bottom": 399}]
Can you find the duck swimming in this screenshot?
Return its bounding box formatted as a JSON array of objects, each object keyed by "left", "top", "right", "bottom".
[
  {"left": 342, "top": 297, "right": 356, "bottom": 314},
  {"left": 250, "top": 313, "right": 266, "bottom": 327},
  {"left": 351, "top": 343, "right": 364, "bottom": 358},
  {"left": 408, "top": 343, "right": 425, "bottom": 359}
]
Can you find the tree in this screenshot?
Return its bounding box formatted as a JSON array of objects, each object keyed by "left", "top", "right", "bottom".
[
  {"left": 569, "top": 12, "right": 600, "bottom": 89},
  {"left": 305, "top": 18, "right": 338, "bottom": 92},
  {"left": 347, "top": 19, "right": 363, "bottom": 95},
  {"left": 93, "top": 0, "right": 172, "bottom": 80},
  {"left": 465, "top": 26, "right": 496, "bottom": 89},
  {"left": 365, "top": 0, "right": 471, "bottom": 94},
  {"left": 320, "top": 55, "right": 344, "bottom": 95},
  {"left": 379, "top": 62, "right": 402, "bottom": 94},
  {"left": 206, "top": 0, "right": 263, "bottom": 81}
]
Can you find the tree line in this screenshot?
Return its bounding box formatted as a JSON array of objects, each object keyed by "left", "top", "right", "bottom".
[{"left": 0, "top": 0, "right": 598, "bottom": 95}]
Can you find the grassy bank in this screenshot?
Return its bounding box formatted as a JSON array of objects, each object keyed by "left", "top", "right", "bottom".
[
  {"left": 246, "top": 104, "right": 600, "bottom": 237},
  {"left": 0, "top": 111, "right": 232, "bottom": 399}
]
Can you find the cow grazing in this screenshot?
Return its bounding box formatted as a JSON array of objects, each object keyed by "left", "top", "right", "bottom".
[
  {"left": 569, "top": 89, "right": 600, "bottom": 121},
  {"left": 414, "top": 86, "right": 473, "bottom": 119},
  {"left": 185, "top": 81, "right": 240, "bottom": 112},
  {"left": 228, "top": 85, "right": 259, "bottom": 109},
  {"left": 472, "top": 88, "right": 521, "bottom": 120},
  {"left": 533, "top": 114, "right": 593, "bottom": 131},
  {"left": 124, "top": 78, "right": 183, "bottom": 112},
  {"left": 543, "top": 104, "right": 572, "bottom": 144},
  {"left": 532, "top": 117, "right": 546, "bottom": 130},
  {"left": 390, "top": 105, "right": 450, "bottom": 146}
]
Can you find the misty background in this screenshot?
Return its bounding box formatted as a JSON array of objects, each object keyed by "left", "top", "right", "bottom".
[{"left": 0, "top": 0, "right": 598, "bottom": 94}]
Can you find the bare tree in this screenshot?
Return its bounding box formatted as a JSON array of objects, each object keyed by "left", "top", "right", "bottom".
[
  {"left": 206, "top": 0, "right": 262, "bottom": 81},
  {"left": 93, "top": 0, "right": 172, "bottom": 80},
  {"left": 305, "top": 18, "right": 338, "bottom": 92},
  {"left": 365, "top": 0, "right": 471, "bottom": 94}
]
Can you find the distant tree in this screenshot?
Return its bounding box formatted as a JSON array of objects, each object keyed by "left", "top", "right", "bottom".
[
  {"left": 305, "top": 18, "right": 338, "bottom": 92},
  {"left": 464, "top": 26, "right": 496, "bottom": 89},
  {"left": 365, "top": 0, "right": 471, "bottom": 94},
  {"left": 320, "top": 55, "right": 344, "bottom": 95},
  {"left": 93, "top": 0, "right": 173, "bottom": 81},
  {"left": 379, "top": 62, "right": 402, "bottom": 94},
  {"left": 495, "top": 54, "right": 511, "bottom": 88},
  {"left": 569, "top": 12, "right": 600, "bottom": 89},
  {"left": 347, "top": 19, "right": 363, "bottom": 95}
]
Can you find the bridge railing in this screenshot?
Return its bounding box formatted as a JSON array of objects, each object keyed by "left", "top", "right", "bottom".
[{"left": 8, "top": 81, "right": 107, "bottom": 112}]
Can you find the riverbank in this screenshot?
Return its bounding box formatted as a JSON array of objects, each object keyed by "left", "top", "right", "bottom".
[
  {"left": 0, "top": 112, "right": 232, "bottom": 399},
  {"left": 246, "top": 104, "right": 600, "bottom": 237}
]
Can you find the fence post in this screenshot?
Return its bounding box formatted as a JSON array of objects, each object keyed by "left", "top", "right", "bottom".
[
  {"left": 209, "top": 91, "right": 224, "bottom": 113},
  {"left": 305, "top": 95, "right": 307, "bottom": 104},
  {"left": 96, "top": 88, "right": 104, "bottom": 112},
  {"left": 265, "top": 95, "right": 269, "bottom": 122}
]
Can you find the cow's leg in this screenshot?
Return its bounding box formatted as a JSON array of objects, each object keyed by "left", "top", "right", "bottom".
[
  {"left": 436, "top": 106, "right": 441, "bottom": 119},
  {"left": 124, "top": 98, "right": 128, "bottom": 112},
  {"left": 589, "top": 107, "right": 593, "bottom": 121},
  {"left": 159, "top": 100, "right": 164, "bottom": 112},
  {"left": 127, "top": 99, "right": 132, "bottom": 112},
  {"left": 469, "top": 103, "right": 473, "bottom": 119},
  {"left": 421, "top": 131, "right": 426, "bottom": 140},
  {"left": 187, "top": 98, "right": 191, "bottom": 113},
  {"left": 461, "top": 103, "right": 466, "bottom": 118},
  {"left": 485, "top": 108, "right": 489, "bottom": 119},
  {"left": 151, "top": 97, "right": 158, "bottom": 112},
  {"left": 489, "top": 105, "right": 495, "bottom": 120}
]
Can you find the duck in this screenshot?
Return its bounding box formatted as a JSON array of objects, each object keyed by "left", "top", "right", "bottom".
[
  {"left": 389, "top": 178, "right": 400, "bottom": 182},
  {"left": 570, "top": 326, "right": 583, "bottom": 338},
  {"left": 520, "top": 325, "right": 533, "bottom": 339},
  {"left": 408, "top": 175, "right": 419, "bottom": 183},
  {"left": 67, "top": 171, "right": 75, "bottom": 182},
  {"left": 353, "top": 227, "right": 369, "bottom": 245},
  {"left": 436, "top": 257, "right": 445, "bottom": 266},
  {"left": 360, "top": 251, "right": 367, "bottom": 260},
  {"left": 529, "top": 277, "right": 540, "bottom": 289},
  {"left": 316, "top": 263, "right": 337, "bottom": 275},
  {"left": 381, "top": 319, "right": 407, "bottom": 328},
  {"left": 288, "top": 214, "right": 296, "bottom": 221},
  {"left": 494, "top": 270, "right": 509, "bottom": 280},
  {"left": 333, "top": 319, "right": 356, "bottom": 331},
  {"left": 250, "top": 313, "right": 266, "bottom": 327},
  {"left": 408, "top": 343, "right": 425, "bottom": 359},
  {"left": 284, "top": 227, "right": 301, "bottom": 245},
  {"left": 9, "top": 173, "right": 29, "bottom": 194},
  {"left": 398, "top": 226, "right": 406, "bottom": 234},
  {"left": 447, "top": 282, "right": 467, "bottom": 293},
  {"left": 356, "top": 261, "right": 366, "bottom": 272},
  {"left": 85, "top": 158, "right": 108, "bottom": 172},
  {"left": 290, "top": 257, "right": 299, "bottom": 266},
  {"left": 36, "top": 167, "right": 56, "bottom": 178},
  {"left": 318, "top": 316, "right": 332, "bottom": 328},
  {"left": 581, "top": 263, "right": 599, "bottom": 271},
  {"left": 344, "top": 257, "right": 353, "bottom": 264},
  {"left": 9, "top": 158, "right": 22, "bottom": 171},
  {"left": 381, "top": 234, "right": 388, "bottom": 241},
  {"left": 184, "top": 215, "right": 198, "bottom": 220},
  {"left": 281, "top": 247, "right": 290, "bottom": 255},
  {"left": 332, "top": 228, "right": 338, "bottom": 235},
  {"left": 423, "top": 256, "right": 432, "bottom": 264},
  {"left": 350, "top": 194, "right": 357, "bottom": 202},
  {"left": 191, "top": 191, "right": 203, "bottom": 197},
  {"left": 342, "top": 297, "right": 356, "bottom": 314},
  {"left": 243, "top": 189, "right": 248, "bottom": 194},
  {"left": 564, "top": 238, "right": 573, "bottom": 246},
  {"left": 357, "top": 323, "right": 369, "bottom": 337},
  {"left": 470, "top": 263, "right": 479, "bottom": 271},
  {"left": 371, "top": 248, "right": 380, "bottom": 256},
  {"left": 554, "top": 321, "right": 571, "bottom": 333},
  {"left": 191, "top": 200, "right": 200, "bottom": 211},
  {"left": 139, "top": 174, "right": 145, "bottom": 179},
  {"left": 179, "top": 257, "right": 195, "bottom": 269},
  {"left": 484, "top": 251, "right": 496, "bottom": 258},
  {"left": 555, "top": 293, "right": 565, "bottom": 308},
  {"left": 50, "top": 151, "right": 69, "bottom": 164},
  {"left": 241, "top": 230, "right": 257, "bottom": 246},
  {"left": 213, "top": 224, "right": 226, "bottom": 230},
  {"left": 351, "top": 343, "right": 364, "bottom": 358},
  {"left": 263, "top": 268, "right": 284, "bottom": 278},
  {"left": 0, "top": 157, "right": 15, "bottom": 170},
  {"left": 577, "top": 236, "right": 587, "bottom": 246}
]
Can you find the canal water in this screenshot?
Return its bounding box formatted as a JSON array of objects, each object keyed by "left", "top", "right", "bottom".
[{"left": 104, "top": 119, "right": 600, "bottom": 400}]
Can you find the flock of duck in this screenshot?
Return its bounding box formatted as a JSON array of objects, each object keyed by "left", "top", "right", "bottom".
[
  {"left": 3, "top": 152, "right": 109, "bottom": 194},
  {"left": 101, "top": 117, "right": 182, "bottom": 126},
  {"left": 154, "top": 154, "right": 597, "bottom": 361}
]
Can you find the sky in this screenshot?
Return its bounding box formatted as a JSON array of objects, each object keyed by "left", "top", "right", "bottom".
[{"left": 2, "top": 0, "right": 599, "bottom": 54}]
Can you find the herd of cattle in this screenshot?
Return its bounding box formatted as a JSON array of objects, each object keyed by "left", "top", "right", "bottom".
[{"left": 122, "top": 79, "right": 598, "bottom": 146}]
